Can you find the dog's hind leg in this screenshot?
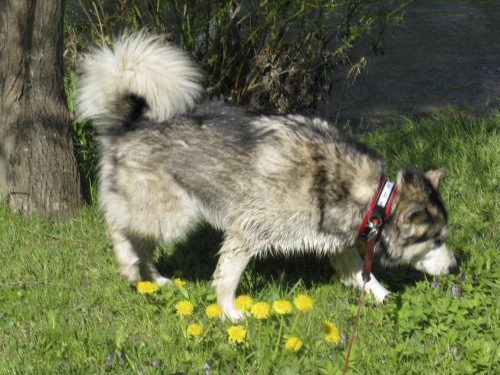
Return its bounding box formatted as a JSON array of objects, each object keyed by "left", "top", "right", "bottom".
[
  {"left": 111, "top": 230, "right": 141, "bottom": 282},
  {"left": 329, "top": 248, "right": 390, "bottom": 303},
  {"left": 110, "top": 230, "right": 170, "bottom": 286},
  {"left": 135, "top": 237, "right": 171, "bottom": 287},
  {"left": 212, "top": 230, "right": 254, "bottom": 321}
]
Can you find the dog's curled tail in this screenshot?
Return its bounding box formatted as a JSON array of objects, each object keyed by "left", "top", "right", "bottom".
[{"left": 77, "top": 32, "right": 202, "bottom": 130}]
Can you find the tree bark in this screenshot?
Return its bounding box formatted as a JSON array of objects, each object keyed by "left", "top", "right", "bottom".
[{"left": 0, "top": 0, "right": 82, "bottom": 218}]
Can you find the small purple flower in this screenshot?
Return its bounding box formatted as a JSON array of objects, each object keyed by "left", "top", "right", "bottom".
[
  {"left": 474, "top": 275, "right": 480, "bottom": 281},
  {"left": 205, "top": 363, "right": 212, "bottom": 375},
  {"left": 329, "top": 354, "right": 335, "bottom": 361},
  {"left": 10, "top": 321, "right": 14, "bottom": 327},
  {"left": 432, "top": 280, "right": 440, "bottom": 289},
  {"left": 153, "top": 361, "right": 159, "bottom": 367},
  {"left": 340, "top": 333, "right": 347, "bottom": 346},
  {"left": 451, "top": 285, "right": 460, "bottom": 298},
  {"left": 107, "top": 354, "right": 113, "bottom": 366},
  {"left": 339, "top": 298, "right": 343, "bottom": 305}
]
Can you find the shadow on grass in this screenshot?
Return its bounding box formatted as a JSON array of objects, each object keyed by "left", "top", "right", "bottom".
[
  {"left": 154, "top": 222, "right": 444, "bottom": 294},
  {"left": 155, "top": 222, "right": 223, "bottom": 282},
  {"left": 155, "top": 222, "right": 333, "bottom": 288}
]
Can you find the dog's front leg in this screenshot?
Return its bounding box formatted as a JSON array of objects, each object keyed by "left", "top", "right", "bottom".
[
  {"left": 329, "top": 247, "right": 391, "bottom": 303},
  {"left": 212, "top": 231, "right": 253, "bottom": 321}
]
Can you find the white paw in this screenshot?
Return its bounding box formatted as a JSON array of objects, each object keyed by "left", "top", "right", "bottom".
[
  {"left": 222, "top": 307, "right": 247, "bottom": 322},
  {"left": 372, "top": 289, "right": 391, "bottom": 304},
  {"left": 366, "top": 283, "right": 391, "bottom": 304},
  {"left": 119, "top": 264, "right": 140, "bottom": 282},
  {"left": 153, "top": 276, "right": 171, "bottom": 287}
]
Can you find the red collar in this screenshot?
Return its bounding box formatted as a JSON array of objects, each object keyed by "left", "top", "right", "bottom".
[
  {"left": 356, "top": 178, "right": 398, "bottom": 282},
  {"left": 357, "top": 178, "right": 398, "bottom": 237}
]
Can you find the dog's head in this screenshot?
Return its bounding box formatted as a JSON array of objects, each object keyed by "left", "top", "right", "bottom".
[{"left": 380, "top": 168, "right": 457, "bottom": 275}]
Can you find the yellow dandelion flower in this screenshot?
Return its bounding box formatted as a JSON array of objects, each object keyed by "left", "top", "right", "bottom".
[
  {"left": 175, "top": 300, "right": 194, "bottom": 316},
  {"left": 273, "top": 299, "right": 292, "bottom": 315},
  {"left": 227, "top": 325, "right": 247, "bottom": 344},
  {"left": 235, "top": 295, "right": 254, "bottom": 312},
  {"left": 285, "top": 336, "right": 303, "bottom": 352},
  {"left": 205, "top": 304, "right": 223, "bottom": 319},
  {"left": 324, "top": 320, "right": 341, "bottom": 344},
  {"left": 250, "top": 302, "right": 271, "bottom": 320},
  {"left": 293, "top": 294, "right": 314, "bottom": 312},
  {"left": 187, "top": 323, "right": 203, "bottom": 337},
  {"left": 174, "top": 278, "right": 186, "bottom": 286},
  {"left": 137, "top": 281, "right": 160, "bottom": 294}
]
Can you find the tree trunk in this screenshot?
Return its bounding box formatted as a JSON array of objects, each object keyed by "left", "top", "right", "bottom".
[{"left": 0, "top": 0, "right": 82, "bottom": 218}]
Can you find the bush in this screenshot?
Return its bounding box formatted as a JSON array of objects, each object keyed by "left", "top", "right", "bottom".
[{"left": 65, "top": 0, "right": 412, "bottom": 114}]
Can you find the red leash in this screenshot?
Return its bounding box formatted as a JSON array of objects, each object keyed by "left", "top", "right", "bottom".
[
  {"left": 342, "top": 178, "right": 398, "bottom": 374},
  {"left": 342, "top": 281, "right": 367, "bottom": 375}
]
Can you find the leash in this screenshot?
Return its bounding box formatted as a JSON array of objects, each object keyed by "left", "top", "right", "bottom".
[
  {"left": 342, "top": 280, "right": 367, "bottom": 375},
  {"left": 342, "top": 178, "right": 398, "bottom": 374}
]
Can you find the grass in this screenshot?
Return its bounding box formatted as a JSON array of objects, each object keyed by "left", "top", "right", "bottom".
[{"left": 0, "top": 113, "right": 498, "bottom": 374}]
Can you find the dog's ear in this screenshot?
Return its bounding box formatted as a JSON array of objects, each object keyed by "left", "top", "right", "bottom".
[
  {"left": 425, "top": 168, "right": 447, "bottom": 190},
  {"left": 400, "top": 204, "right": 430, "bottom": 240},
  {"left": 396, "top": 169, "right": 407, "bottom": 188},
  {"left": 403, "top": 204, "right": 428, "bottom": 224}
]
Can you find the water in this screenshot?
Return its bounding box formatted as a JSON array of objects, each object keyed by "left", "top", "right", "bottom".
[{"left": 324, "top": 0, "right": 500, "bottom": 124}]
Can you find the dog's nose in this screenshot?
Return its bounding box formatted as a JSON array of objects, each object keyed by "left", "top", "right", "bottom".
[{"left": 448, "top": 261, "right": 459, "bottom": 274}]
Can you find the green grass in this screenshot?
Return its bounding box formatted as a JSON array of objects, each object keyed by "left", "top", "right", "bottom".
[{"left": 0, "top": 113, "right": 498, "bottom": 374}]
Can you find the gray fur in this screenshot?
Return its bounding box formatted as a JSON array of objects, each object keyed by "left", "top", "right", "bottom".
[{"left": 78, "top": 33, "right": 457, "bottom": 320}]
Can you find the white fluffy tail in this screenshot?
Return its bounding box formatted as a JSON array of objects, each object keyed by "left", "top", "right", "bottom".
[{"left": 77, "top": 32, "right": 202, "bottom": 129}]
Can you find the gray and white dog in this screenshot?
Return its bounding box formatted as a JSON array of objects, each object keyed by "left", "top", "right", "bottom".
[{"left": 78, "top": 33, "right": 457, "bottom": 320}]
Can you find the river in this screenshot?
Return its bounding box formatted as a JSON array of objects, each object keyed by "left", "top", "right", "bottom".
[{"left": 323, "top": 0, "right": 500, "bottom": 124}]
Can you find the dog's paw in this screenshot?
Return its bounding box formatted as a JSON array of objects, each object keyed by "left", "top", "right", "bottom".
[
  {"left": 373, "top": 289, "right": 392, "bottom": 304},
  {"left": 153, "top": 276, "right": 171, "bottom": 287},
  {"left": 222, "top": 308, "right": 248, "bottom": 322},
  {"left": 364, "top": 276, "right": 391, "bottom": 304},
  {"left": 119, "top": 264, "right": 140, "bottom": 282},
  {"left": 369, "top": 286, "right": 391, "bottom": 304}
]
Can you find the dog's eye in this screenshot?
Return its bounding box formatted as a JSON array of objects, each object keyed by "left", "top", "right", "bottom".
[{"left": 434, "top": 239, "right": 444, "bottom": 246}]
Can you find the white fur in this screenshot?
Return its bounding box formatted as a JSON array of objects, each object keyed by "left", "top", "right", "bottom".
[
  {"left": 329, "top": 248, "right": 391, "bottom": 303},
  {"left": 411, "top": 242, "right": 456, "bottom": 275},
  {"left": 77, "top": 32, "right": 203, "bottom": 124}
]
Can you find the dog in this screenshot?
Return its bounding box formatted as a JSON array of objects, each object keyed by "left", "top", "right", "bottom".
[{"left": 77, "top": 33, "right": 457, "bottom": 320}]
